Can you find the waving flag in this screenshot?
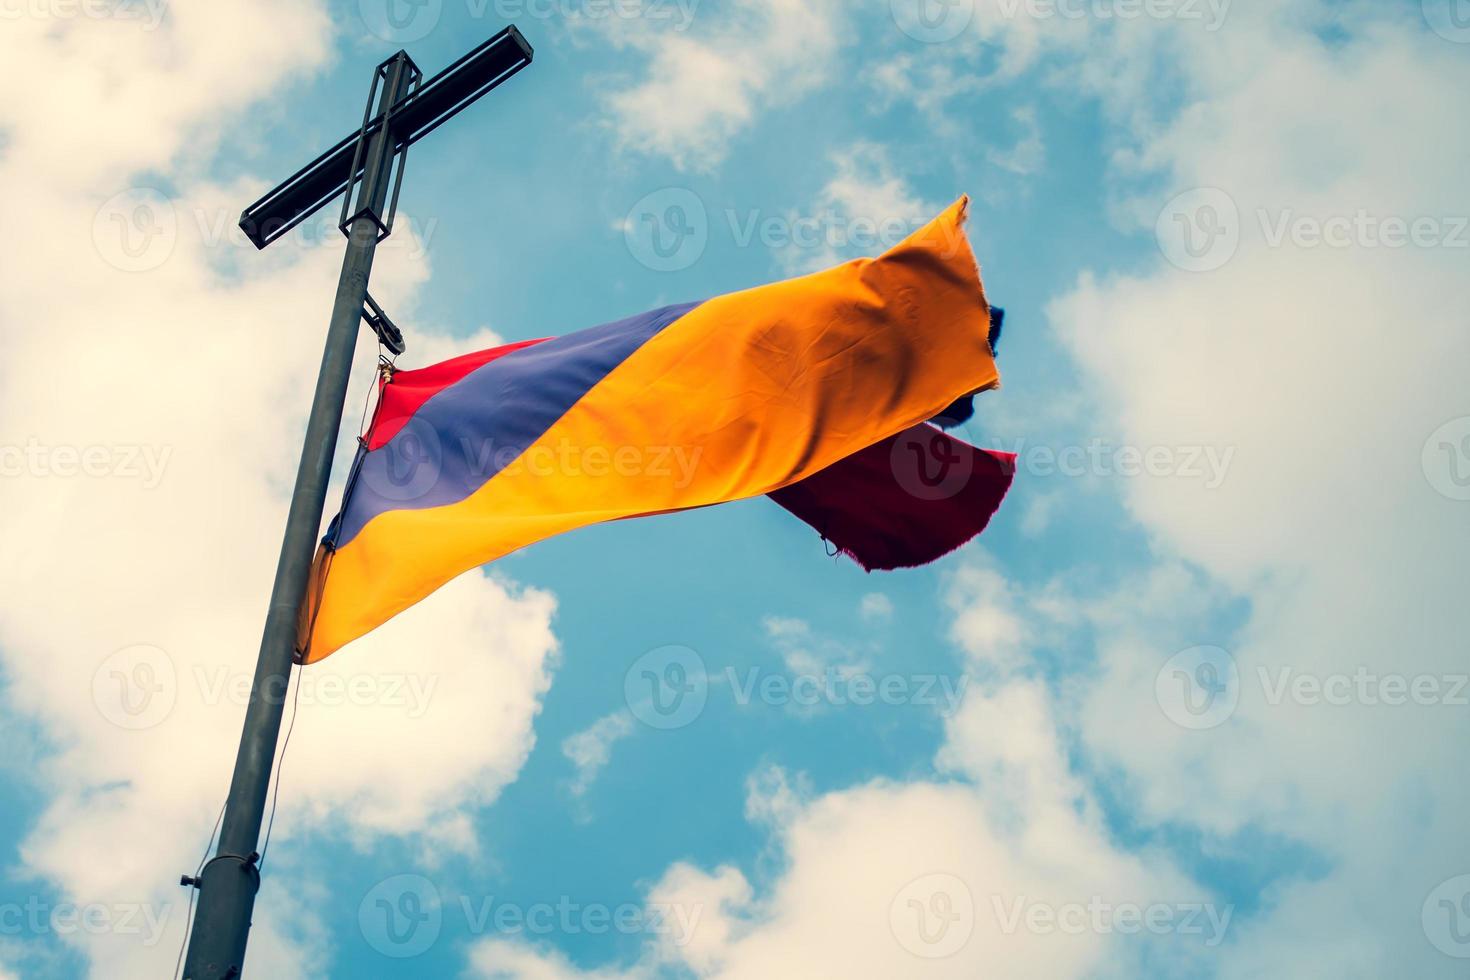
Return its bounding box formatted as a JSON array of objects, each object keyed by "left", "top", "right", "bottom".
[{"left": 298, "top": 197, "right": 1007, "bottom": 663}]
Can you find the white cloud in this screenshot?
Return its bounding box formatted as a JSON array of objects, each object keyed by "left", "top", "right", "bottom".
[
  {"left": 858, "top": 593, "right": 893, "bottom": 623},
  {"left": 986, "top": 106, "right": 1045, "bottom": 175},
  {"left": 0, "top": 1, "right": 332, "bottom": 188},
  {"left": 944, "top": 564, "right": 1031, "bottom": 676},
  {"left": 1018, "top": 489, "right": 1060, "bottom": 536},
  {"left": 562, "top": 710, "right": 637, "bottom": 799},
  {"left": 760, "top": 615, "right": 868, "bottom": 681},
  {"left": 469, "top": 565, "right": 1219, "bottom": 979},
  {"left": 468, "top": 939, "right": 648, "bottom": 980},
  {"left": 472, "top": 701, "right": 1216, "bottom": 979},
  {"left": 0, "top": 4, "right": 561, "bottom": 976},
  {"left": 818, "top": 143, "right": 936, "bottom": 229},
  {"left": 742, "top": 765, "right": 811, "bottom": 827},
  {"left": 872, "top": 0, "right": 1084, "bottom": 124},
  {"left": 1036, "top": 5, "right": 1470, "bottom": 975},
  {"left": 776, "top": 142, "right": 942, "bottom": 274},
  {"left": 589, "top": 0, "right": 844, "bottom": 171}
]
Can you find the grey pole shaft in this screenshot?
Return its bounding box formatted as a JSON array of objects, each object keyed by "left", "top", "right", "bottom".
[{"left": 182, "top": 56, "right": 415, "bottom": 980}]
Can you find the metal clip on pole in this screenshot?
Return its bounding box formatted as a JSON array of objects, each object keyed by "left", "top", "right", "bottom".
[{"left": 360, "top": 291, "right": 407, "bottom": 356}]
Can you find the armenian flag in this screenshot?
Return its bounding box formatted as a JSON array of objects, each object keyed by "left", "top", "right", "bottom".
[{"left": 297, "top": 197, "right": 1012, "bottom": 663}]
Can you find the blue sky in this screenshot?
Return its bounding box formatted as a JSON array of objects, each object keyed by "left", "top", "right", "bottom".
[{"left": 1, "top": 1, "right": 1468, "bottom": 977}]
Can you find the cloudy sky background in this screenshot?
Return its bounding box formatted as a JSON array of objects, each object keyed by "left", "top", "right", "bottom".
[{"left": 1, "top": 0, "right": 1468, "bottom": 976}]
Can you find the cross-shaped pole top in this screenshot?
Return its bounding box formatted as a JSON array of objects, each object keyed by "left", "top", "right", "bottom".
[{"left": 240, "top": 26, "right": 533, "bottom": 250}]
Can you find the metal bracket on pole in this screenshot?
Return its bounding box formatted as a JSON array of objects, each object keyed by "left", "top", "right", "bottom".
[{"left": 361, "top": 292, "right": 407, "bottom": 355}]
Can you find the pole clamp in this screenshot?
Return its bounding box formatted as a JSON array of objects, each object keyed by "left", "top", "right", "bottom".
[
  {"left": 190, "top": 852, "right": 262, "bottom": 895},
  {"left": 361, "top": 292, "right": 407, "bottom": 355}
]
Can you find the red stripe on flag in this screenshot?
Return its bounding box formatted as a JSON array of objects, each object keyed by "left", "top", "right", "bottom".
[
  {"left": 367, "top": 337, "right": 550, "bottom": 450},
  {"left": 769, "top": 424, "right": 1015, "bottom": 571}
]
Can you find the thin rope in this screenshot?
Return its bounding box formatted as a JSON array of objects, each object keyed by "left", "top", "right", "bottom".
[
  {"left": 261, "top": 337, "right": 389, "bottom": 858},
  {"left": 296, "top": 343, "right": 388, "bottom": 663},
  {"left": 355, "top": 341, "right": 387, "bottom": 443},
  {"left": 257, "top": 663, "right": 303, "bottom": 873},
  {"left": 173, "top": 798, "right": 227, "bottom": 980}
]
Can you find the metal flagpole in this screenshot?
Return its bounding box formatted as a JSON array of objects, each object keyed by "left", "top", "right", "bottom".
[
  {"left": 180, "top": 52, "right": 416, "bottom": 980},
  {"left": 180, "top": 29, "right": 533, "bottom": 978}
]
